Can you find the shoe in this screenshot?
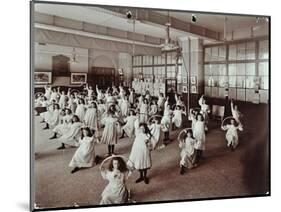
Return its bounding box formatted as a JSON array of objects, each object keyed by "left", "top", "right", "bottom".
[
  {"left": 144, "top": 177, "right": 149, "bottom": 184},
  {"left": 40, "top": 120, "right": 45, "bottom": 123},
  {"left": 49, "top": 134, "right": 57, "bottom": 139},
  {"left": 43, "top": 126, "right": 49, "bottom": 130},
  {"left": 135, "top": 177, "right": 144, "bottom": 183},
  {"left": 71, "top": 167, "right": 80, "bottom": 174},
  {"left": 180, "top": 166, "right": 185, "bottom": 175},
  {"left": 57, "top": 145, "right": 65, "bottom": 150}
]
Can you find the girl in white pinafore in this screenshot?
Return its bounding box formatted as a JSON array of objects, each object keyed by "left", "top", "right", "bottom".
[
  {"left": 120, "top": 110, "right": 137, "bottom": 138},
  {"left": 221, "top": 118, "right": 243, "bottom": 150},
  {"left": 40, "top": 103, "right": 54, "bottom": 122},
  {"left": 43, "top": 104, "right": 60, "bottom": 130},
  {"left": 101, "top": 108, "right": 119, "bottom": 155},
  {"left": 179, "top": 130, "right": 197, "bottom": 175},
  {"left": 57, "top": 115, "right": 82, "bottom": 149},
  {"left": 127, "top": 123, "right": 152, "bottom": 184},
  {"left": 50, "top": 88, "right": 58, "bottom": 102},
  {"left": 128, "top": 88, "right": 134, "bottom": 105},
  {"left": 189, "top": 109, "right": 199, "bottom": 132},
  {"left": 149, "top": 101, "right": 158, "bottom": 117},
  {"left": 149, "top": 117, "right": 164, "bottom": 150},
  {"left": 44, "top": 85, "right": 52, "bottom": 101},
  {"left": 120, "top": 96, "right": 130, "bottom": 117},
  {"left": 58, "top": 90, "right": 66, "bottom": 109},
  {"left": 198, "top": 95, "right": 210, "bottom": 131},
  {"left": 172, "top": 105, "right": 186, "bottom": 129},
  {"left": 69, "top": 127, "right": 98, "bottom": 174},
  {"left": 193, "top": 114, "right": 206, "bottom": 161},
  {"left": 97, "top": 100, "right": 106, "bottom": 127},
  {"left": 161, "top": 99, "right": 172, "bottom": 141},
  {"left": 157, "top": 93, "right": 165, "bottom": 112},
  {"left": 100, "top": 157, "right": 130, "bottom": 205},
  {"left": 75, "top": 98, "right": 86, "bottom": 122},
  {"left": 231, "top": 100, "right": 243, "bottom": 126},
  {"left": 96, "top": 85, "right": 105, "bottom": 101},
  {"left": 139, "top": 98, "right": 149, "bottom": 123},
  {"left": 50, "top": 108, "right": 73, "bottom": 139},
  {"left": 83, "top": 101, "right": 99, "bottom": 137}
]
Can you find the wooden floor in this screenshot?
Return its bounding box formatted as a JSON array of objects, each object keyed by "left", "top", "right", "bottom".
[{"left": 33, "top": 103, "right": 269, "bottom": 210}]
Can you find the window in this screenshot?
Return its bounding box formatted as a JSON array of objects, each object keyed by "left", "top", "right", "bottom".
[
  {"left": 259, "top": 40, "right": 269, "bottom": 59},
  {"left": 246, "top": 42, "right": 256, "bottom": 60},
  {"left": 229, "top": 45, "right": 237, "bottom": 61},
  {"left": 259, "top": 62, "right": 269, "bottom": 89},
  {"left": 204, "top": 39, "right": 268, "bottom": 101}
]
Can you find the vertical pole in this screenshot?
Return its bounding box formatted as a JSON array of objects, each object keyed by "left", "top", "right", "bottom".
[{"left": 187, "top": 38, "right": 191, "bottom": 115}]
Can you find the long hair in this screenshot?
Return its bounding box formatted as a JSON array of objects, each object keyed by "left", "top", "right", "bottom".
[
  {"left": 196, "top": 113, "right": 204, "bottom": 121},
  {"left": 108, "top": 156, "right": 128, "bottom": 173},
  {"left": 91, "top": 101, "right": 97, "bottom": 109},
  {"left": 81, "top": 127, "right": 93, "bottom": 139},
  {"left": 183, "top": 129, "right": 194, "bottom": 139},
  {"left": 72, "top": 115, "right": 80, "bottom": 123},
  {"left": 139, "top": 122, "right": 152, "bottom": 138}
]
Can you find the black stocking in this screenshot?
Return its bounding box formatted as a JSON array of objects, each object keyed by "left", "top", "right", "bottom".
[
  {"left": 107, "top": 145, "right": 111, "bottom": 154},
  {"left": 111, "top": 145, "right": 115, "bottom": 154}
]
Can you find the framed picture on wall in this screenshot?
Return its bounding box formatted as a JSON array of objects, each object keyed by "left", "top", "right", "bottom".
[
  {"left": 190, "top": 76, "right": 197, "bottom": 85},
  {"left": 191, "top": 85, "right": 197, "bottom": 94},
  {"left": 182, "top": 85, "right": 188, "bottom": 93},
  {"left": 34, "top": 72, "right": 52, "bottom": 84},
  {"left": 70, "top": 73, "right": 87, "bottom": 84}
]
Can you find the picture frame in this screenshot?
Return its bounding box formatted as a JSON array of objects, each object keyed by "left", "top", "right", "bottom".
[
  {"left": 30, "top": 1, "right": 270, "bottom": 211},
  {"left": 182, "top": 85, "right": 188, "bottom": 93},
  {"left": 191, "top": 85, "right": 197, "bottom": 93},
  {"left": 70, "top": 73, "right": 87, "bottom": 84},
  {"left": 190, "top": 76, "right": 197, "bottom": 85},
  {"left": 34, "top": 72, "right": 52, "bottom": 84}
]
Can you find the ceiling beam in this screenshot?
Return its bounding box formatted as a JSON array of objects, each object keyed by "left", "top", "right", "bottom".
[
  {"left": 34, "top": 12, "right": 165, "bottom": 47},
  {"left": 100, "top": 7, "right": 221, "bottom": 41}
]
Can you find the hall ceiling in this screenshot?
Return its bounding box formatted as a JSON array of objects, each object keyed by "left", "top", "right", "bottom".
[{"left": 34, "top": 3, "right": 267, "bottom": 45}]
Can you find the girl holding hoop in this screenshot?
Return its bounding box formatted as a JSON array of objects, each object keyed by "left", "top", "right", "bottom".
[
  {"left": 83, "top": 101, "right": 99, "bottom": 137},
  {"left": 101, "top": 105, "right": 119, "bottom": 156},
  {"left": 231, "top": 100, "right": 243, "bottom": 126},
  {"left": 221, "top": 117, "right": 243, "bottom": 151},
  {"left": 172, "top": 105, "right": 186, "bottom": 129},
  {"left": 69, "top": 127, "right": 98, "bottom": 174},
  {"left": 139, "top": 98, "right": 149, "bottom": 123},
  {"left": 127, "top": 123, "right": 153, "bottom": 184},
  {"left": 179, "top": 129, "right": 197, "bottom": 175},
  {"left": 193, "top": 113, "right": 206, "bottom": 162},
  {"left": 120, "top": 110, "right": 138, "bottom": 139},
  {"left": 198, "top": 95, "right": 210, "bottom": 131},
  {"left": 149, "top": 116, "right": 165, "bottom": 150},
  {"left": 161, "top": 98, "right": 172, "bottom": 142},
  {"left": 100, "top": 156, "right": 131, "bottom": 205}
]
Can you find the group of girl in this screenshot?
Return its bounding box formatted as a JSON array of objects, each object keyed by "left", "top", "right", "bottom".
[{"left": 35, "top": 84, "right": 243, "bottom": 205}]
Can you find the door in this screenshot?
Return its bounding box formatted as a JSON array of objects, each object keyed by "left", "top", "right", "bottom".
[
  {"left": 52, "top": 55, "right": 70, "bottom": 77},
  {"left": 89, "top": 67, "right": 116, "bottom": 89}
]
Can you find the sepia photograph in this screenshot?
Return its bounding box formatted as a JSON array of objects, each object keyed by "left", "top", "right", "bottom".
[{"left": 30, "top": 1, "right": 270, "bottom": 211}]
